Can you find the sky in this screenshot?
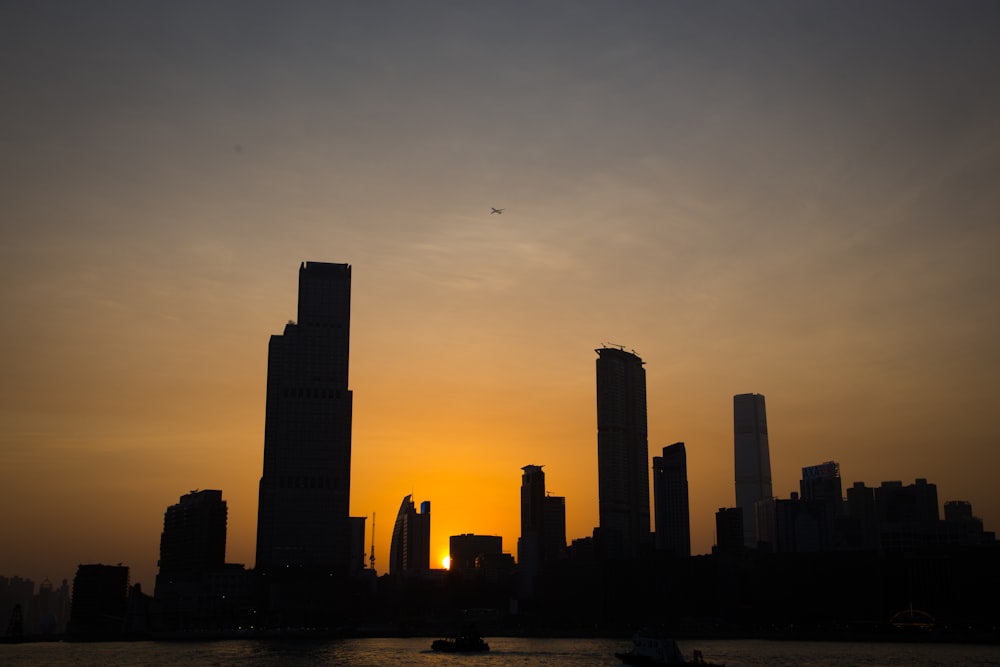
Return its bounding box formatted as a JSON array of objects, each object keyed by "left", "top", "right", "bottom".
[{"left": 2, "top": 1, "right": 999, "bottom": 591}]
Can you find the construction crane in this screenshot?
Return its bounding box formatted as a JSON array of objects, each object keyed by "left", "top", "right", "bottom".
[{"left": 369, "top": 512, "right": 376, "bottom": 572}]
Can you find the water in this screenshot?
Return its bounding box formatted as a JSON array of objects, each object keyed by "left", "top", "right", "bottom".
[{"left": 2, "top": 637, "right": 998, "bottom": 666}]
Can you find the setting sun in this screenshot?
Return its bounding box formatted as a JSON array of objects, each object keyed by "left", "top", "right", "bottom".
[{"left": 442, "top": 556, "right": 451, "bottom": 570}]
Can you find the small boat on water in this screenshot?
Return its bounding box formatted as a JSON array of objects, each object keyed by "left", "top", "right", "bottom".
[
  {"left": 430, "top": 626, "right": 490, "bottom": 653},
  {"left": 615, "top": 629, "right": 724, "bottom": 666}
]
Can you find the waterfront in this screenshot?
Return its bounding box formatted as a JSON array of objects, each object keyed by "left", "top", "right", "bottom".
[{"left": 2, "top": 637, "right": 999, "bottom": 666}]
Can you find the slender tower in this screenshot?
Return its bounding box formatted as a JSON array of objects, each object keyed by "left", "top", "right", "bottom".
[
  {"left": 256, "top": 262, "right": 353, "bottom": 574},
  {"left": 733, "top": 392, "right": 772, "bottom": 548},
  {"left": 595, "top": 346, "right": 650, "bottom": 560}
]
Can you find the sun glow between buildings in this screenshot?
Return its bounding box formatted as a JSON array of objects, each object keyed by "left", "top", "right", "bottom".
[{"left": 442, "top": 556, "right": 451, "bottom": 570}]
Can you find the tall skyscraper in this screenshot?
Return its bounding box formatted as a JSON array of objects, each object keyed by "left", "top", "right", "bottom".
[
  {"left": 733, "top": 392, "right": 773, "bottom": 548},
  {"left": 652, "top": 442, "right": 691, "bottom": 557},
  {"left": 388, "top": 495, "right": 431, "bottom": 574},
  {"left": 595, "top": 346, "right": 650, "bottom": 560},
  {"left": 256, "top": 262, "right": 353, "bottom": 574}
]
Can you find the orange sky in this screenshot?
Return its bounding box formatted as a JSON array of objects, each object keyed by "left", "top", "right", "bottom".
[{"left": 2, "top": 2, "right": 999, "bottom": 590}]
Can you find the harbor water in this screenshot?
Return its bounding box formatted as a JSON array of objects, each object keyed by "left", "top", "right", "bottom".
[{"left": 2, "top": 636, "right": 999, "bottom": 666}]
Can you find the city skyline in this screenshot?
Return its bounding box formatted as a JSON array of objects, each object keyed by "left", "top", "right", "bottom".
[{"left": 3, "top": 2, "right": 1000, "bottom": 590}]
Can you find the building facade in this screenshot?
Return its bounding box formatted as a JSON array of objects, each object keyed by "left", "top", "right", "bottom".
[
  {"left": 733, "top": 392, "right": 773, "bottom": 548},
  {"left": 256, "top": 262, "right": 354, "bottom": 574},
  {"left": 652, "top": 442, "right": 691, "bottom": 557},
  {"left": 595, "top": 346, "right": 651, "bottom": 560}
]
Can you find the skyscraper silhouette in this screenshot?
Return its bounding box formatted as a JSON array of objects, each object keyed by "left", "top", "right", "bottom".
[
  {"left": 256, "top": 262, "right": 353, "bottom": 574},
  {"left": 518, "top": 465, "right": 567, "bottom": 596},
  {"left": 542, "top": 495, "right": 567, "bottom": 564},
  {"left": 154, "top": 489, "right": 230, "bottom": 630},
  {"left": 652, "top": 442, "right": 691, "bottom": 557},
  {"left": 156, "top": 490, "right": 226, "bottom": 586},
  {"left": 388, "top": 495, "right": 431, "bottom": 574},
  {"left": 733, "top": 392, "right": 772, "bottom": 547},
  {"left": 595, "top": 346, "right": 650, "bottom": 560},
  {"left": 67, "top": 564, "right": 129, "bottom": 640}
]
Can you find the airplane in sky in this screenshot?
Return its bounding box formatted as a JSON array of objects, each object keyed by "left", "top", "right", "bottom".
[{"left": 490, "top": 207, "right": 504, "bottom": 214}]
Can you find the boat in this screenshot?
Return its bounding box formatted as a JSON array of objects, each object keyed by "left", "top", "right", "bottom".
[
  {"left": 615, "top": 629, "right": 724, "bottom": 666},
  {"left": 430, "top": 626, "right": 490, "bottom": 653}
]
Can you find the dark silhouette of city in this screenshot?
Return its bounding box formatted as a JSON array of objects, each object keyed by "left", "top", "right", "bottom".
[{"left": 3, "top": 260, "right": 998, "bottom": 644}]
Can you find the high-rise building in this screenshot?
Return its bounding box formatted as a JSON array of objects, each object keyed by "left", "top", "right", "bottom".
[
  {"left": 153, "top": 490, "right": 252, "bottom": 631},
  {"left": 256, "top": 262, "right": 353, "bottom": 574},
  {"left": 388, "top": 495, "right": 431, "bottom": 574},
  {"left": 156, "top": 490, "right": 227, "bottom": 582},
  {"left": 801, "top": 461, "right": 843, "bottom": 506},
  {"left": 943, "top": 500, "right": 990, "bottom": 545},
  {"left": 518, "top": 465, "right": 566, "bottom": 595},
  {"left": 845, "top": 481, "right": 880, "bottom": 550},
  {"left": 67, "top": 564, "right": 129, "bottom": 640},
  {"left": 733, "top": 392, "right": 773, "bottom": 548},
  {"left": 843, "top": 478, "right": 950, "bottom": 551},
  {"left": 652, "top": 442, "right": 691, "bottom": 557},
  {"left": 595, "top": 346, "right": 651, "bottom": 560},
  {"left": 944, "top": 500, "right": 975, "bottom": 522},
  {"left": 876, "top": 478, "right": 939, "bottom": 549},
  {"left": 798, "top": 461, "right": 843, "bottom": 551},
  {"left": 543, "top": 495, "right": 567, "bottom": 563}
]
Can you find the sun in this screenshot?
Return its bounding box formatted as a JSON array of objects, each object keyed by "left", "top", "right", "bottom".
[{"left": 442, "top": 556, "right": 451, "bottom": 570}]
